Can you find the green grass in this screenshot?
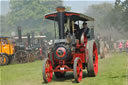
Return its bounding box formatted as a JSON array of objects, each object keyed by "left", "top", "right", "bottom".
[{"left": 0, "top": 52, "right": 128, "bottom": 85}]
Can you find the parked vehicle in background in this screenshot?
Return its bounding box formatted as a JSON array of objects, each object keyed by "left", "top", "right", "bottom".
[{"left": 0, "top": 37, "right": 14, "bottom": 66}]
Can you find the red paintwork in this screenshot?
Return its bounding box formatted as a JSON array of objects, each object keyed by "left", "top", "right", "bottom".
[
  {"left": 48, "top": 36, "right": 88, "bottom": 73},
  {"left": 56, "top": 47, "right": 66, "bottom": 58},
  {"left": 45, "top": 14, "right": 57, "bottom": 18},
  {"left": 93, "top": 43, "right": 98, "bottom": 75},
  {"left": 45, "top": 35, "right": 98, "bottom": 82},
  {"left": 44, "top": 59, "right": 53, "bottom": 82},
  {"left": 76, "top": 59, "right": 83, "bottom": 82},
  {"left": 54, "top": 65, "right": 73, "bottom": 73},
  {"left": 65, "top": 13, "right": 80, "bottom": 16},
  {"left": 45, "top": 13, "right": 80, "bottom": 19}
]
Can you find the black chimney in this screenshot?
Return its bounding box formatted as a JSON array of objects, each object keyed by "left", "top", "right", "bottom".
[
  {"left": 18, "top": 26, "right": 22, "bottom": 42},
  {"left": 27, "top": 33, "right": 31, "bottom": 46},
  {"left": 56, "top": 6, "right": 65, "bottom": 39},
  {"left": 31, "top": 31, "right": 35, "bottom": 45}
]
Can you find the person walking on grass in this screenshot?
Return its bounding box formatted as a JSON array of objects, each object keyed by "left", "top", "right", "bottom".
[
  {"left": 118, "top": 42, "right": 123, "bottom": 52},
  {"left": 125, "top": 40, "right": 128, "bottom": 52}
]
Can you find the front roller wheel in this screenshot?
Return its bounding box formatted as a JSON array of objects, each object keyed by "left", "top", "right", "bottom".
[
  {"left": 73, "top": 57, "right": 83, "bottom": 83},
  {"left": 54, "top": 72, "right": 66, "bottom": 78},
  {"left": 0, "top": 54, "right": 3, "bottom": 66},
  {"left": 2, "top": 54, "right": 9, "bottom": 65},
  {"left": 42, "top": 58, "right": 53, "bottom": 83},
  {"left": 87, "top": 40, "right": 98, "bottom": 77}
]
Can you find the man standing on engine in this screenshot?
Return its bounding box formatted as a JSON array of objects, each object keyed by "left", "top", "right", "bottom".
[{"left": 80, "top": 22, "right": 90, "bottom": 37}]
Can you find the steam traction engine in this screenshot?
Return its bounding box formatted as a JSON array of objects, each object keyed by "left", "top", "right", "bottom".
[
  {"left": 14, "top": 27, "right": 36, "bottom": 63},
  {"left": 42, "top": 6, "right": 98, "bottom": 83}
]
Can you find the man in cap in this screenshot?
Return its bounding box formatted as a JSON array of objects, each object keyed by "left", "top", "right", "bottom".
[{"left": 80, "top": 22, "right": 90, "bottom": 38}]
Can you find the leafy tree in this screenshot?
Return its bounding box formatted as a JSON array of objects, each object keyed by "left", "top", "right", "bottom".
[
  {"left": 0, "top": 15, "right": 11, "bottom": 36},
  {"left": 122, "top": 0, "right": 128, "bottom": 31},
  {"left": 112, "top": 0, "right": 123, "bottom": 30},
  {"left": 115, "top": 0, "right": 121, "bottom": 8},
  {"left": 86, "top": 3, "right": 114, "bottom": 30},
  {"left": 8, "top": 0, "right": 63, "bottom": 29},
  {"left": 85, "top": 2, "right": 128, "bottom": 39},
  {"left": 6, "top": 0, "right": 71, "bottom": 39}
]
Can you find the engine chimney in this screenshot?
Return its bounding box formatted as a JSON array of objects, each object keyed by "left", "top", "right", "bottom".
[
  {"left": 56, "top": 6, "right": 65, "bottom": 39},
  {"left": 27, "top": 33, "right": 31, "bottom": 46},
  {"left": 17, "top": 26, "right": 22, "bottom": 42},
  {"left": 31, "top": 31, "right": 35, "bottom": 45}
]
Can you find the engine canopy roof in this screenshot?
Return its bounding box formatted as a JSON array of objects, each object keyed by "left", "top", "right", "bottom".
[{"left": 45, "top": 12, "right": 94, "bottom": 22}]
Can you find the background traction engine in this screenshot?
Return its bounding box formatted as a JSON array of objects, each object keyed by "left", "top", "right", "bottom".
[
  {"left": 0, "top": 37, "right": 14, "bottom": 66},
  {"left": 14, "top": 28, "right": 35, "bottom": 63},
  {"left": 42, "top": 6, "right": 98, "bottom": 83}
]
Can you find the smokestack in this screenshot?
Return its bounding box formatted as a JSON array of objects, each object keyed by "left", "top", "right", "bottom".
[
  {"left": 31, "top": 31, "right": 35, "bottom": 45},
  {"left": 56, "top": 6, "right": 65, "bottom": 39},
  {"left": 17, "top": 26, "right": 22, "bottom": 42},
  {"left": 27, "top": 33, "right": 31, "bottom": 46}
]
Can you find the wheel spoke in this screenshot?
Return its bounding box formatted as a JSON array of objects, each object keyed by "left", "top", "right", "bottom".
[
  {"left": 45, "top": 67, "right": 49, "bottom": 73},
  {"left": 49, "top": 68, "right": 53, "bottom": 72},
  {"left": 77, "top": 68, "right": 79, "bottom": 75}
]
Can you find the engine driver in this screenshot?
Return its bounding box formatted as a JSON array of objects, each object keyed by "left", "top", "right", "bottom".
[{"left": 80, "top": 22, "right": 90, "bottom": 37}]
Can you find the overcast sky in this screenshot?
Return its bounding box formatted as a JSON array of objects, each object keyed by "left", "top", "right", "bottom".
[
  {"left": 0, "top": 0, "right": 116, "bottom": 1},
  {"left": 0, "top": 0, "right": 116, "bottom": 15},
  {"left": 64, "top": 0, "right": 115, "bottom": 13}
]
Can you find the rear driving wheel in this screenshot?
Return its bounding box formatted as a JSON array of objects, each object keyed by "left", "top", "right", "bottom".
[
  {"left": 43, "top": 58, "right": 53, "bottom": 83},
  {"left": 93, "top": 43, "right": 98, "bottom": 75},
  {"left": 73, "top": 57, "right": 83, "bottom": 83},
  {"left": 15, "top": 50, "right": 29, "bottom": 63},
  {"left": 87, "top": 40, "right": 98, "bottom": 77}
]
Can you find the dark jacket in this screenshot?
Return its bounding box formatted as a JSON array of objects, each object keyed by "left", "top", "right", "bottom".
[{"left": 80, "top": 27, "right": 90, "bottom": 37}]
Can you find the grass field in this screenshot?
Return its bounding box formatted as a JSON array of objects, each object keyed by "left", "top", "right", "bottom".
[{"left": 0, "top": 52, "right": 128, "bottom": 85}]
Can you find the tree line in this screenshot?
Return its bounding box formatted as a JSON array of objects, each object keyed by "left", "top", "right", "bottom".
[
  {"left": 85, "top": 0, "right": 128, "bottom": 39},
  {"left": 0, "top": 0, "right": 127, "bottom": 39},
  {"left": 0, "top": 0, "right": 65, "bottom": 39}
]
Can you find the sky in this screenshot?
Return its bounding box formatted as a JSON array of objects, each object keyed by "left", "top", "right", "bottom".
[
  {"left": 64, "top": 0, "right": 115, "bottom": 13},
  {"left": 0, "top": 0, "right": 115, "bottom": 1},
  {"left": 0, "top": 0, "right": 116, "bottom": 15}
]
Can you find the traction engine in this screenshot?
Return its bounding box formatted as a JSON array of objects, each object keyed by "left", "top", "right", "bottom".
[{"left": 42, "top": 6, "right": 98, "bottom": 83}]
